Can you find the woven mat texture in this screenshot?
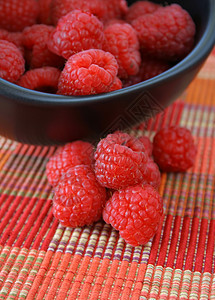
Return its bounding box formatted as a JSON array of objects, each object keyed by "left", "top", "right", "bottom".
[{"left": 0, "top": 48, "right": 214, "bottom": 299}]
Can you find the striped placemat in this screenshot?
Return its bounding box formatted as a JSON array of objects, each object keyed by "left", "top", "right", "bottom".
[{"left": 0, "top": 48, "right": 214, "bottom": 299}]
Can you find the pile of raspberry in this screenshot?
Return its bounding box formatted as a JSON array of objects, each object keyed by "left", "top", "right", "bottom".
[
  {"left": 0, "top": 0, "right": 196, "bottom": 95},
  {"left": 46, "top": 126, "right": 196, "bottom": 247}
]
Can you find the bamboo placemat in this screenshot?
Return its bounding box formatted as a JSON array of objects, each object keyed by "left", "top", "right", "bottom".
[{"left": 0, "top": 48, "right": 214, "bottom": 299}]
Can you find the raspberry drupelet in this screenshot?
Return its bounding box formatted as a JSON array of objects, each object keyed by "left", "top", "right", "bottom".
[
  {"left": 103, "top": 184, "right": 163, "bottom": 247},
  {"left": 53, "top": 165, "right": 107, "bottom": 227},
  {"left": 94, "top": 132, "right": 148, "bottom": 190},
  {"left": 48, "top": 10, "right": 105, "bottom": 60},
  {"left": 57, "top": 49, "right": 119, "bottom": 96},
  {"left": 46, "top": 141, "right": 95, "bottom": 187},
  {"left": 0, "top": 0, "right": 39, "bottom": 32},
  {"left": 152, "top": 126, "right": 197, "bottom": 172},
  {"left": 132, "top": 4, "right": 196, "bottom": 61},
  {"left": 103, "top": 23, "right": 141, "bottom": 79},
  {"left": 0, "top": 40, "right": 25, "bottom": 83}
]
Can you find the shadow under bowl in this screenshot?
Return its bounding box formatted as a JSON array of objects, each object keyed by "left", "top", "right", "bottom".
[{"left": 0, "top": 0, "right": 215, "bottom": 145}]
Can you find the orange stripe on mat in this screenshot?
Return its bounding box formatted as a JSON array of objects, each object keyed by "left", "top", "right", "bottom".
[{"left": 185, "top": 78, "right": 215, "bottom": 105}]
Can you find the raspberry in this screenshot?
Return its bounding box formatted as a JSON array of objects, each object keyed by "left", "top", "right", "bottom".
[
  {"left": 0, "top": 0, "right": 39, "bottom": 32},
  {"left": 57, "top": 49, "right": 119, "bottom": 96},
  {"left": 94, "top": 132, "right": 148, "bottom": 190},
  {"left": 125, "top": 1, "right": 160, "bottom": 23},
  {"left": 0, "top": 40, "right": 25, "bottom": 83},
  {"left": 137, "top": 136, "right": 153, "bottom": 157},
  {"left": 48, "top": 10, "right": 104, "bottom": 60},
  {"left": 0, "top": 29, "right": 24, "bottom": 55},
  {"left": 22, "top": 25, "right": 64, "bottom": 68},
  {"left": 102, "top": 0, "right": 128, "bottom": 21},
  {"left": 18, "top": 67, "right": 61, "bottom": 93},
  {"left": 122, "top": 57, "right": 170, "bottom": 86},
  {"left": 103, "top": 184, "right": 163, "bottom": 246},
  {"left": 103, "top": 23, "right": 141, "bottom": 78},
  {"left": 51, "top": 0, "right": 106, "bottom": 25},
  {"left": 132, "top": 4, "right": 196, "bottom": 61},
  {"left": 141, "top": 158, "right": 161, "bottom": 189},
  {"left": 38, "top": 0, "right": 53, "bottom": 25},
  {"left": 53, "top": 165, "right": 107, "bottom": 227},
  {"left": 152, "top": 126, "right": 197, "bottom": 172},
  {"left": 46, "top": 141, "right": 95, "bottom": 187}
]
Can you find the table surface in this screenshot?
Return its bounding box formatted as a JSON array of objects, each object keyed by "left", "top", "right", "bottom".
[{"left": 0, "top": 48, "right": 214, "bottom": 300}]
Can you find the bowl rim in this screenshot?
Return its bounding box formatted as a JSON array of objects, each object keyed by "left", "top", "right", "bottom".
[{"left": 0, "top": 0, "right": 215, "bottom": 106}]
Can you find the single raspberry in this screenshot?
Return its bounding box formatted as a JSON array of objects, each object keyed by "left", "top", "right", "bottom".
[
  {"left": 137, "top": 136, "right": 153, "bottom": 157},
  {"left": 141, "top": 158, "right": 161, "bottom": 189},
  {"left": 122, "top": 57, "right": 170, "bottom": 87},
  {"left": 103, "top": 184, "right": 163, "bottom": 246},
  {"left": 0, "top": 0, "right": 39, "bottom": 32},
  {"left": 22, "top": 24, "right": 55, "bottom": 48},
  {"left": 22, "top": 24, "right": 64, "bottom": 69},
  {"left": 94, "top": 132, "right": 148, "bottom": 190},
  {"left": 0, "top": 29, "right": 24, "bottom": 55},
  {"left": 38, "top": 0, "right": 53, "bottom": 25},
  {"left": 48, "top": 10, "right": 104, "bottom": 60},
  {"left": 53, "top": 165, "right": 107, "bottom": 227},
  {"left": 18, "top": 67, "right": 61, "bottom": 93},
  {"left": 46, "top": 141, "right": 95, "bottom": 187},
  {"left": 101, "top": 0, "right": 128, "bottom": 21},
  {"left": 0, "top": 40, "right": 25, "bottom": 83},
  {"left": 58, "top": 49, "right": 119, "bottom": 96},
  {"left": 51, "top": 0, "right": 106, "bottom": 25},
  {"left": 152, "top": 126, "right": 197, "bottom": 172},
  {"left": 103, "top": 23, "right": 141, "bottom": 78},
  {"left": 132, "top": 4, "right": 196, "bottom": 61},
  {"left": 125, "top": 1, "right": 160, "bottom": 23}
]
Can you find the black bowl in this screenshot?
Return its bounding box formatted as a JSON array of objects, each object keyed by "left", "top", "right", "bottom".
[{"left": 0, "top": 0, "right": 215, "bottom": 145}]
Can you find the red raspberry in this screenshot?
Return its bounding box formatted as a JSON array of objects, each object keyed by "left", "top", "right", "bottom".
[
  {"left": 18, "top": 67, "right": 61, "bottom": 93},
  {"left": 22, "top": 25, "right": 64, "bottom": 69},
  {"left": 46, "top": 141, "right": 95, "bottom": 187},
  {"left": 103, "top": 23, "right": 141, "bottom": 79},
  {"left": 51, "top": 0, "right": 106, "bottom": 25},
  {"left": 57, "top": 49, "right": 119, "bottom": 96},
  {"left": 152, "top": 126, "right": 197, "bottom": 172},
  {"left": 53, "top": 165, "right": 107, "bottom": 227},
  {"left": 38, "top": 0, "right": 53, "bottom": 25},
  {"left": 0, "top": 0, "right": 39, "bottom": 32},
  {"left": 102, "top": 0, "right": 128, "bottom": 21},
  {"left": 94, "top": 132, "right": 148, "bottom": 190},
  {"left": 132, "top": 4, "right": 196, "bottom": 61},
  {"left": 103, "top": 184, "right": 163, "bottom": 246},
  {"left": 48, "top": 10, "right": 104, "bottom": 60},
  {"left": 122, "top": 57, "right": 170, "bottom": 87},
  {"left": 137, "top": 136, "right": 153, "bottom": 157},
  {"left": 141, "top": 158, "right": 161, "bottom": 189},
  {"left": 0, "top": 40, "right": 25, "bottom": 83},
  {"left": 125, "top": 1, "right": 160, "bottom": 23},
  {"left": 0, "top": 29, "right": 24, "bottom": 55}
]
